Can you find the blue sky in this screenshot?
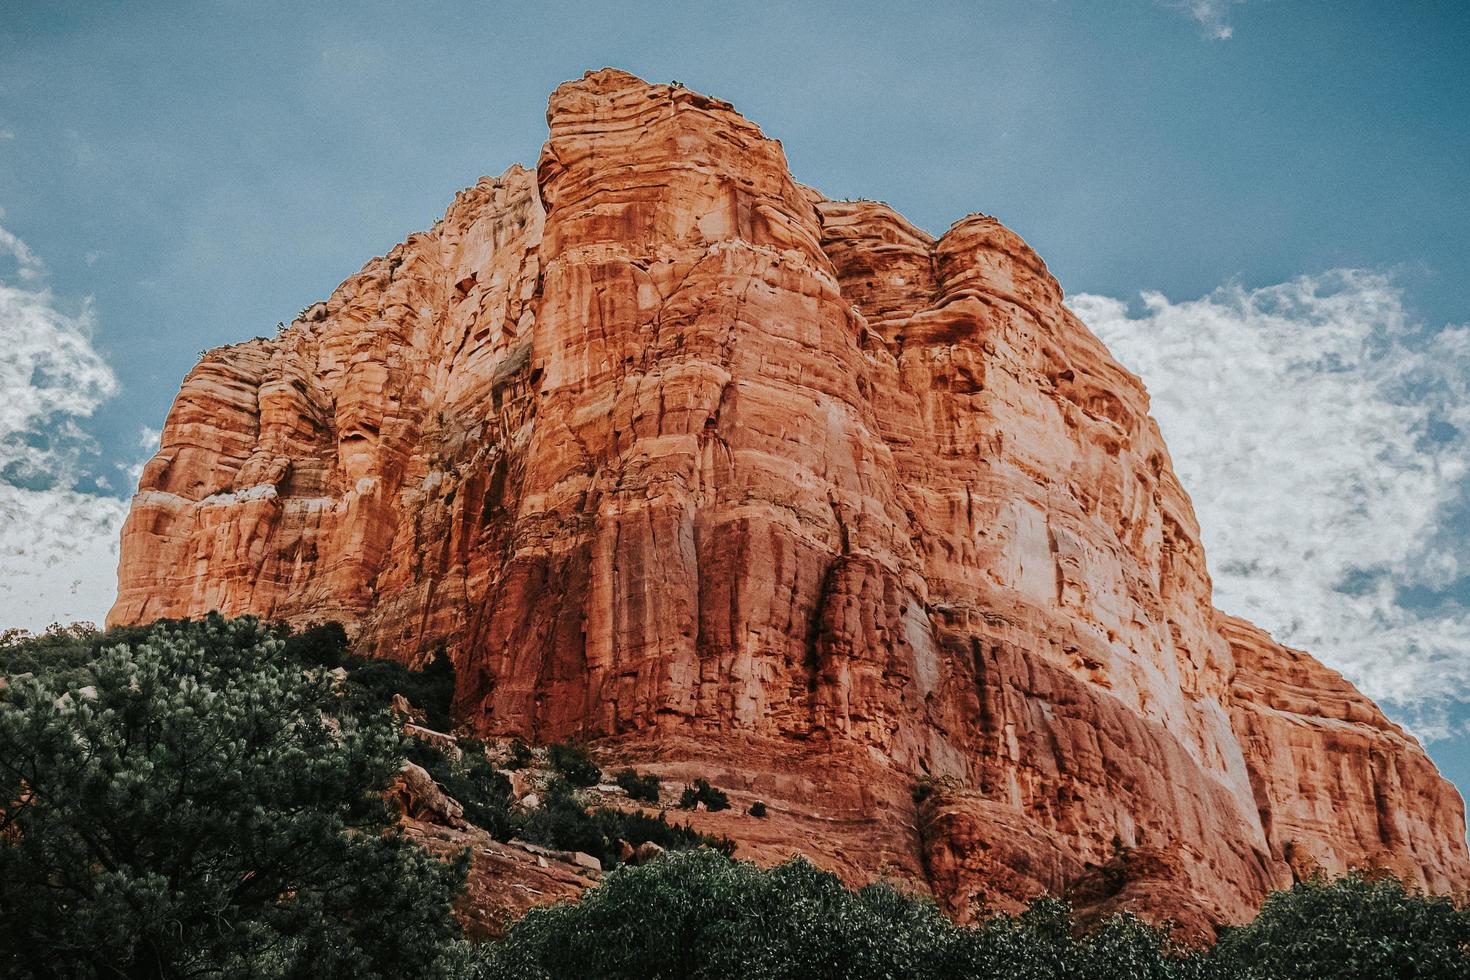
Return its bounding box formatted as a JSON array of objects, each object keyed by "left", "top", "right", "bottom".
[{"left": 2, "top": 1, "right": 1469, "bottom": 800}]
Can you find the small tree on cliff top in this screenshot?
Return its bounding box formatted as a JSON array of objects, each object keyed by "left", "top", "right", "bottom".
[{"left": 0, "top": 616, "right": 469, "bottom": 980}]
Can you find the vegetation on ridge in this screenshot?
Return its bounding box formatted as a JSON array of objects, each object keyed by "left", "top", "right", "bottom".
[
  {"left": 0, "top": 617, "right": 468, "bottom": 979},
  {"left": 2, "top": 617, "right": 1467, "bottom": 978}
]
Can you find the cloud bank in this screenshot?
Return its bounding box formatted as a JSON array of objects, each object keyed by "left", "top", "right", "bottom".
[
  {"left": 0, "top": 222, "right": 128, "bottom": 632},
  {"left": 1071, "top": 271, "right": 1470, "bottom": 737}
]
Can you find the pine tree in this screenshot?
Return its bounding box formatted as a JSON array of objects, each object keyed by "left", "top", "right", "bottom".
[{"left": 0, "top": 616, "right": 469, "bottom": 979}]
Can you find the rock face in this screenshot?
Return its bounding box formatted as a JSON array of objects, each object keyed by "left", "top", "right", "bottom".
[{"left": 110, "top": 68, "right": 1469, "bottom": 933}]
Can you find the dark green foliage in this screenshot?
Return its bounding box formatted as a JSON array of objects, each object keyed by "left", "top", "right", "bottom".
[
  {"left": 474, "top": 849, "right": 1470, "bottom": 979},
  {"left": 294, "top": 624, "right": 457, "bottom": 734},
  {"left": 0, "top": 616, "right": 470, "bottom": 979},
  {"left": 279, "top": 620, "right": 350, "bottom": 668},
  {"left": 748, "top": 800, "right": 767, "bottom": 818},
  {"left": 519, "top": 778, "right": 608, "bottom": 857},
  {"left": 968, "top": 897, "right": 1205, "bottom": 980},
  {"left": 1207, "top": 872, "right": 1470, "bottom": 979},
  {"left": 614, "top": 767, "right": 661, "bottom": 802},
  {"left": 339, "top": 650, "right": 456, "bottom": 732},
  {"left": 7, "top": 618, "right": 1467, "bottom": 979},
  {"left": 1, "top": 620, "right": 190, "bottom": 691},
  {"left": 503, "top": 738, "right": 534, "bottom": 770},
  {"left": 593, "top": 808, "right": 735, "bottom": 863},
  {"left": 476, "top": 852, "right": 973, "bottom": 978},
  {"left": 546, "top": 739, "right": 601, "bottom": 787},
  {"left": 406, "top": 740, "right": 518, "bottom": 842},
  {"left": 519, "top": 781, "right": 732, "bottom": 869},
  {"left": 678, "top": 776, "right": 730, "bottom": 812},
  {"left": 475, "top": 852, "right": 1204, "bottom": 980},
  {"left": 274, "top": 621, "right": 456, "bottom": 731}
]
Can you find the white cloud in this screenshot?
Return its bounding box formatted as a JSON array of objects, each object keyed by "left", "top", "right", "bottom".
[
  {"left": 0, "top": 485, "right": 127, "bottom": 631},
  {"left": 0, "top": 221, "right": 125, "bottom": 630},
  {"left": 0, "top": 224, "right": 43, "bottom": 281},
  {"left": 0, "top": 282, "right": 116, "bottom": 486},
  {"left": 1160, "top": 0, "right": 1245, "bottom": 40},
  {"left": 1071, "top": 271, "right": 1470, "bottom": 738},
  {"left": 120, "top": 425, "right": 162, "bottom": 486}
]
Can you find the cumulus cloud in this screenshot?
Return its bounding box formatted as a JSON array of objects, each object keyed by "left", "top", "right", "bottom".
[
  {"left": 0, "top": 221, "right": 126, "bottom": 630},
  {"left": 1071, "top": 271, "right": 1470, "bottom": 737},
  {"left": 1159, "top": 0, "right": 1246, "bottom": 40},
  {"left": 0, "top": 485, "right": 128, "bottom": 632}
]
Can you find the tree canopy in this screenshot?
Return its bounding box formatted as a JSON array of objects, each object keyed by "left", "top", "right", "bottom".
[{"left": 0, "top": 616, "right": 469, "bottom": 979}]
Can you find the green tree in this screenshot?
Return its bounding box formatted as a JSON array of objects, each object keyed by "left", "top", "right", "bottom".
[
  {"left": 478, "top": 851, "right": 969, "bottom": 978},
  {"left": 1207, "top": 871, "right": 1470, "bottom": 979},
  {"left": 475, "top": 850, "right": 1207, "bottom": 979},
  {"left": 963, "top": 896, "right": 1204, "bottom": 979},
  {"left": 546, "top": 740, "right": 601, "bottom": 787},
  {"left": 0, "top": 616, "right": 469, "bottom": 979}
]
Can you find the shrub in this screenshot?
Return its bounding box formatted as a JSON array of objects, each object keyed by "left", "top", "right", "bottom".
[
  {"left": 678, "top": 777, "right": 730, "bottom": 812},
  {"left": 407, "top": 738, "right": 518, "bottom": 842},
  {"left": 614, "top": 767, "right": 661, "bottom": 803},
  {"left": 340, "top": 649, "right": 456, "bottom": 732},
  {"left": 594, "top": 809, "right": 735, "bottom": 862},
  {"left": 547, "top": 740, "right": 602, "bottom": 787},
  {"left": 274, "top": 621, "right": 458, "bottom": 732},
  {"left": 475, "top": 852, "right": 1205, "bottom": 979},
  {"left": 519, "top": 779, "right": 608, "bottom": 858},
  {"left": 519, "top": 781, "right": 732, "bottom": 869},
  {"left": 504, "top": 737, "right": 534, "bottom": 770},
  {"left": 1207, "top": 871, "right": 1470, "bottom": 979},
  {"left": 966, "top": 897, "right": 1201, "bottom": 979},
  {"left": 281, "top": 619, "right": 350, "bottom": 667},
  {"left": 476, "top": 852, "right": 969, "bottom": 978},
  {"left": 0, "top": 616, "right": 470, "bottom": 979},
  {"left": 749, "top": 801, "right": 767, "bottom": 818}
]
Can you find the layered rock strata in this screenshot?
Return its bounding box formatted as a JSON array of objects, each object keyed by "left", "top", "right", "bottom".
[{"left": 110, "top": 68, "right": 1469, "bottom": 933}]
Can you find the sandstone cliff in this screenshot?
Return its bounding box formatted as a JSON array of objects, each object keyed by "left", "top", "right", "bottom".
[{"left": 110, "top": 68, "right": 1470, "bottom": 934}]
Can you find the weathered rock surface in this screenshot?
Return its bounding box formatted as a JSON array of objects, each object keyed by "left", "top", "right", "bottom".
[
  {"left": 110, "top": 68, "right": 1469, "bottom": 933},
  {"left": 390, "top": 762, "right": 466, "bottom": 828}
]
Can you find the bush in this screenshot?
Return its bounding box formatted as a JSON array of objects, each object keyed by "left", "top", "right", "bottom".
[
  {"left": 476, "top": 852, "right": 970, "bottom": 978},
  {"left": 749, "top": 801, "right": 767, "bottom": 818},
  {"left": 614, "top": 767, "right": 661, "bottom": 802},
  {"left": 504, "top": 737, "right": 534, "bottom": 770},
  {"left": 0, "top": 616, "right": 470, "bottom": 979},
  {"left": 474, "top": 852, "right": 1208, "bottom": 979},
  {"left": 594, "top": 809, "right": 735, "bottom": 862},
  {"left": 280, "top": 619, "right": 350, "bottom": 667},
  {"left": 1207, "top": 871, "right": 1470, "bottom": 979},
  {"left": 520, "top": 779, "right": 608, "bottom": 858},
  {"left": 678, "top": 777, "right": 730, "bottom": 812},
  {"left": 339, "top": 649, "right": 457, "bottom": 732},
  {"left": 519, "top": 781, "right": 732, "bottom": 869},
  {"left": 265, "top": 619, "right": 458, "bottom": 732},
  {"left": 547, "top": 740, "right": 601, "bottom": 787},
  {"left": 407, "top": 738, "right": 519, "bottom": 842},
  {"left": 967, "top": 897, "right": 1202, "bottom": 979}
]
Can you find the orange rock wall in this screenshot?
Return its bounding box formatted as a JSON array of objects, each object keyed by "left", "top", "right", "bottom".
[{"left": 110, "top": 69, "right": 1468, "bottom": 932}]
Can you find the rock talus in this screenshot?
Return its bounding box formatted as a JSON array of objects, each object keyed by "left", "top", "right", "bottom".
[{"left": 110, "top": 68, "right": 1469, "bottom": 933}]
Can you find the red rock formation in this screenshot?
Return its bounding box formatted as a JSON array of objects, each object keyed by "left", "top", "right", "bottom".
[{"left": 109, "top": 68, "right": 1469, "bottom": 933}]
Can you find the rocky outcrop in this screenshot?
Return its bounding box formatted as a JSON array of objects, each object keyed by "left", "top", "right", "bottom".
[
  {"left": 1223, "top": 616, "right": 1468, "bottom": 894},
  {"left": 109, "top": 68, "right": 1469, "bottom": 933}
]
